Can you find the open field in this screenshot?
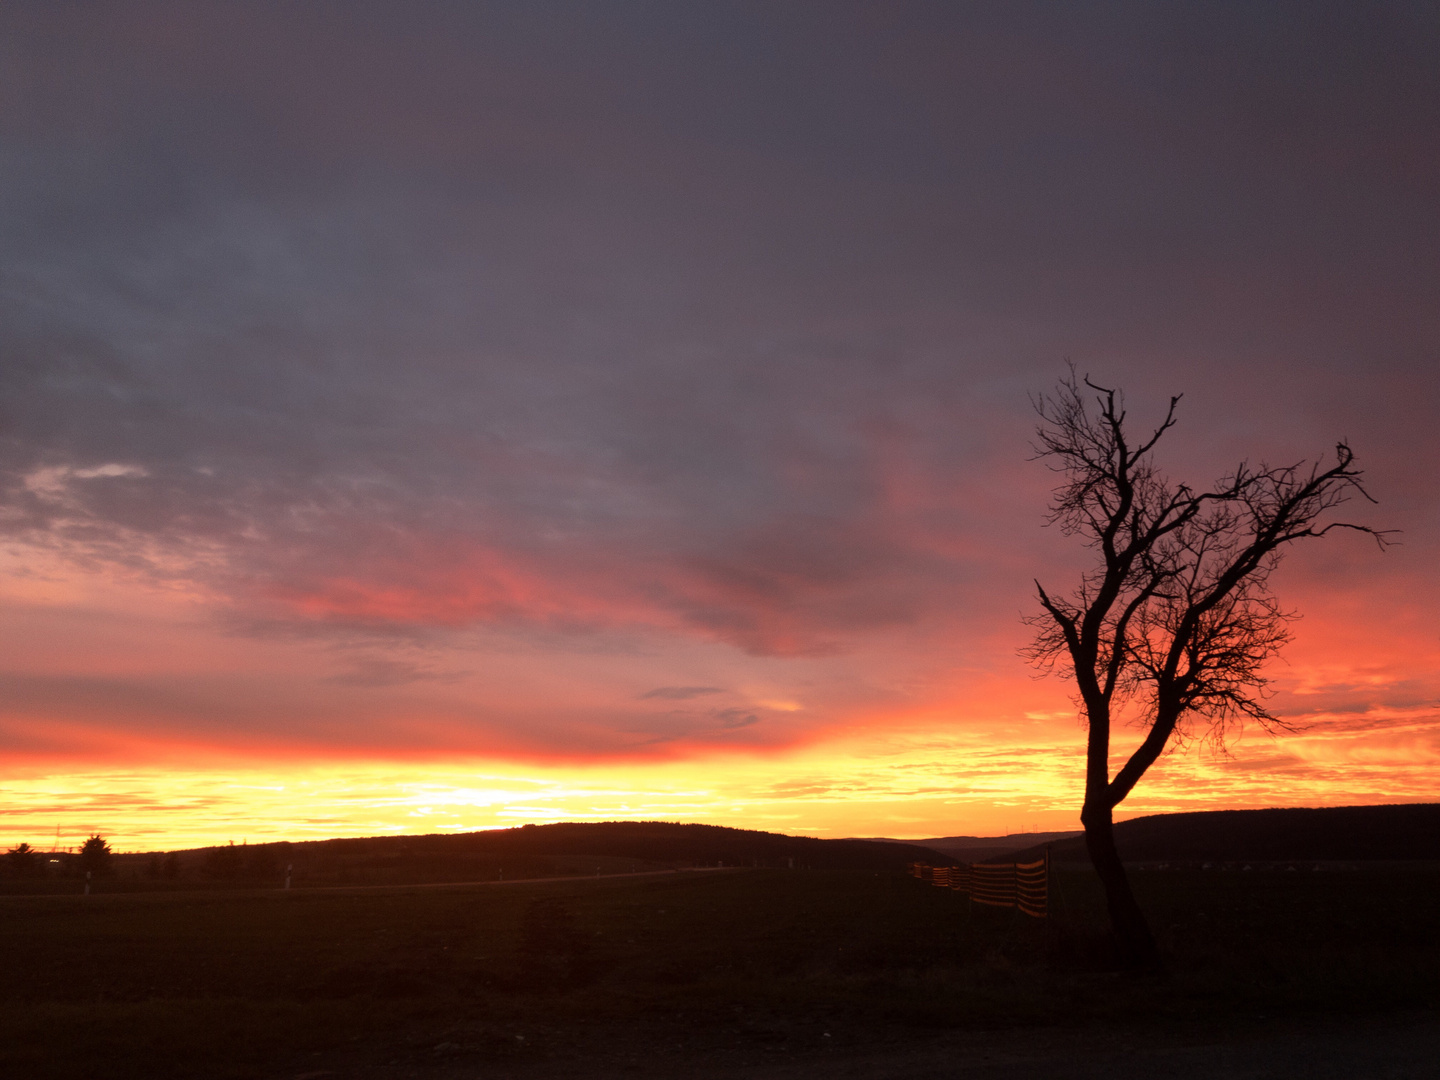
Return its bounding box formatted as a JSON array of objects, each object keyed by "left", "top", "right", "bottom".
[{"left": 1, "top": 862, "right": 1436, "bottom": 1079}]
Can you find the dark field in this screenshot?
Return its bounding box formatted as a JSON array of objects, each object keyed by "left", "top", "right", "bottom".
[{"left": 2, "top": 865, "right": 1437, "bottom": 1079}]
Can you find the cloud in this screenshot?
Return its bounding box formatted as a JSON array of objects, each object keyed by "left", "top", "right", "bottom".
[
  {"left": 323, "top": 658, "right": 468, "bottom": 689},
  {"left": 639, "top": 686, "right": 726, "bottom": 700},
  {"left": 715, "top": 709, "right": 760, "bottom": 730},
  {"left": 0, "top": 0, "right": 1434, "bottom": 779}
]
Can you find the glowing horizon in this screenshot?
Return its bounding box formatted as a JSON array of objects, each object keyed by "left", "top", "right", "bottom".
[{"left": 10, "top": 710, "right": 1438, "bottom": 853}]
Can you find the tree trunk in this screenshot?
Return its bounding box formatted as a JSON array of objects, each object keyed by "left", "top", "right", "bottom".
[{"left": 1081, "top": 802, "right": 1161, "bottom": 970}]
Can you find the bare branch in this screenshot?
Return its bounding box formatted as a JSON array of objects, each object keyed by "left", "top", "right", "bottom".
[
  {"left": 1024, "top": 371, "right": 1390, "bottom": 964},
  {"left": 1026, "top": 371, "right": 1390, "bottom": 810}
]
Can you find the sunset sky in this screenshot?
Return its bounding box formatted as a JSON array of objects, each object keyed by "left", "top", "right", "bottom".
[{"left": 2, "top": 2, "right": 1437, "bottom": 852}]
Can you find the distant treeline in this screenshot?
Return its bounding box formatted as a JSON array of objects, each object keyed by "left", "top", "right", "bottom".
[{"left": 2, "top": 835, "right": 120, "bottom": 881}]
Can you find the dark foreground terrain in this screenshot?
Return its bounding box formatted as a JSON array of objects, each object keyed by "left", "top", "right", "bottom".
[{"left": 1, "top": 861, "right": 1436, "bottom": 1079}]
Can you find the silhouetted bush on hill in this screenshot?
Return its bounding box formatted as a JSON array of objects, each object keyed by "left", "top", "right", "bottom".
[{"left": 1005, "top": 804, "right": 1440, "bottom": 864}]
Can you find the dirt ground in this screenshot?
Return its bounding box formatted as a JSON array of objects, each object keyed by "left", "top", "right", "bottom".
[
  {"left": 286, "top": 1011, "right": 1440, "bottom": 1080},
  {"left": 7, "top": 867, "right": 1434, "bottom": 1079},
  {"left": 687, "top": 1014, "right": 1440, "bottom": 1080}
]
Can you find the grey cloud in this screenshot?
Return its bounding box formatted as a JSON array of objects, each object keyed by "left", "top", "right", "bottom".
[
  {"left": 638, "top": 686, "right": 726, "bottom": 700},
  {"left": 715, "top": 708, "right": 760, "bottom": 730},
  {"left": 0, "top": 0, "right": 1435, "bottom": 663},
  {"left": 324, "top": 659, "right": 469, "bottom": 689}
]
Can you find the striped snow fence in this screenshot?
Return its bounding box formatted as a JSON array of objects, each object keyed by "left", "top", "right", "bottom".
[{"left": 908, "top": 851, "right": 1049, "bottom": 918}]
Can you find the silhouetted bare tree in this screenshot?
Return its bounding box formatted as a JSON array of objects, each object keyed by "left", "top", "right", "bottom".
[{"left": 1026, "top": 371, "right": 1387, "bottom": 969}]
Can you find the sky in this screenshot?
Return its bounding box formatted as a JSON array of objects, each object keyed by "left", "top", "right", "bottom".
[{"left": 1, "top": 1, "right": 1437, "bottom": 851}]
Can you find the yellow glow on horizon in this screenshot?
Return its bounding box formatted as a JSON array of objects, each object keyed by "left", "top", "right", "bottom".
[{"left": 3, "top": 704, "right": 1434, "bottom": 852}]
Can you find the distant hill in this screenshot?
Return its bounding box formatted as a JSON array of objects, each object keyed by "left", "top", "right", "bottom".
[
  {"left": 858, "top": 831, "right": 1082, "bottom": 865},
  {"left": 1002, "top": 804, "right": 1440, "bottom": 864},
  {"left": 100, "top": 821, "right": 958, "bottom": 890},
  {"left": 916, "top": 832, "right": 1082, "bottom": 850},
  {"left": 379, "top": 820, "right": 953, "bottom": 870}
]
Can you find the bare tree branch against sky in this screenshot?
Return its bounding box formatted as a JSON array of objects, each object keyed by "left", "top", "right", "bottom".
[
  {"left": 1028, "top": 371, "right": 1387, "bottom": 966},
  {"left": 0, "top": 1, "right": 1436, "bottom": 848}
]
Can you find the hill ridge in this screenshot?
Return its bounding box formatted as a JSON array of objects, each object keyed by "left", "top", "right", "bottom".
[
  {"left": 145, "top": 819, "right": 956, "bottom": 871},
  {"left": 1001, "top": 803, "right": 1440, "bottom": 863}
]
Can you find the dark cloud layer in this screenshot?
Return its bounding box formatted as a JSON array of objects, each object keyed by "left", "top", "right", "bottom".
[{"left": 0, "top": 2, "right": 1435, "bottom": 699}]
